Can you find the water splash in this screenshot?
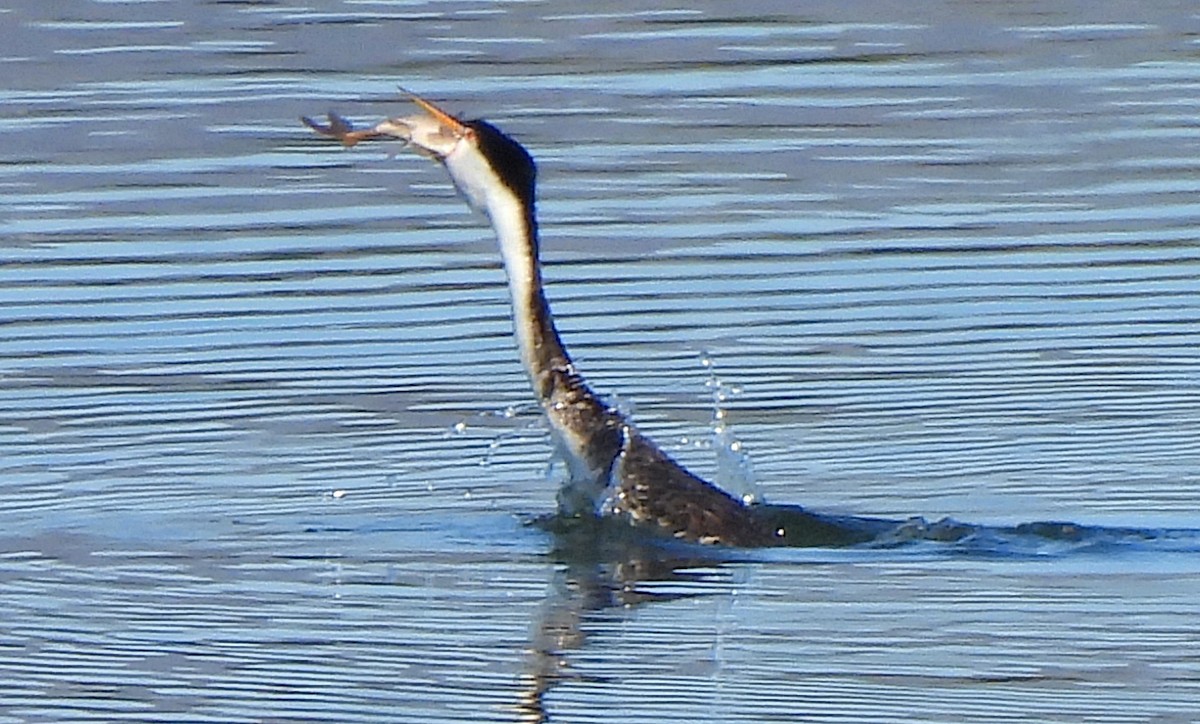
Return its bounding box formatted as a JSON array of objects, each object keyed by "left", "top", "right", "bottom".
[
  {"left": 441, "top": 403, "right": 549, "bottom": 469},
  {"left": 701, "top": 352, "right": 762, "bottom": 506}
]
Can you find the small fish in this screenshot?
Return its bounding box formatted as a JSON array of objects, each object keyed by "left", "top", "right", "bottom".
[{"left": 300, "top": 111, "right": 385, "bottom": 147}]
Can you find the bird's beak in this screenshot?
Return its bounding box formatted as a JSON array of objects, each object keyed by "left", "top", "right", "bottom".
[
  {"left": 372, "top": 93, "right": 474, "bottom": 160},
  {"left": 302, "top": 92, "right": 472, "bottom": 160}
]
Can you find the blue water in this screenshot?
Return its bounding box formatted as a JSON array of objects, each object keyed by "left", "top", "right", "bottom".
[{"left": 2, "top": 1, "right": 1199, "bottom": 722}]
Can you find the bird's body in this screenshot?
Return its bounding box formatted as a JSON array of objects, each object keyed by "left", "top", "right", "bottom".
[{"left": 304, "top": 97, "right": 882, "bottom": 547}]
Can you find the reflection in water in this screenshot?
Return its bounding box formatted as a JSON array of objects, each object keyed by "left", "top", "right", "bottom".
[
  {"left": 516, "top": 525, "right": 742, "bottom": 723},
  {"left": 513, "top": 515, "right": 1200, "bottom": 722}
]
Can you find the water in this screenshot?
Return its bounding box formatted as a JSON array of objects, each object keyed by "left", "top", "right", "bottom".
[{"left": 3, "top": 1, "right": 1200, "bottom": 721}]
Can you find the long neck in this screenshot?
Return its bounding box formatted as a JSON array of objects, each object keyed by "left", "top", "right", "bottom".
[
  {"left": 489, "top": 197, "right": 571, "bottom": 402},
  {"left": 489, "top": 192, "right": 626, "bottom": 510}
]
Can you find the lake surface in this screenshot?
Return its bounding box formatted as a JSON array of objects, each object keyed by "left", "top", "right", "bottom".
[{"left": 3, "top": 1, "right": 1200, "bottom": 721}]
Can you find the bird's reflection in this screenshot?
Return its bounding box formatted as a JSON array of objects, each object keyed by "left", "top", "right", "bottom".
[
  {"left": 508, "top": 511, "right": 1195, "bottom": 721},
  {"left": 514, "top": 517, "right": 745, "bottom": 723}
]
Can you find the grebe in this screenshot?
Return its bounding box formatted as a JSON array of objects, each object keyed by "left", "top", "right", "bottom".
[{"left": 303, "top": 94, "right": 880, "bottom": 547}]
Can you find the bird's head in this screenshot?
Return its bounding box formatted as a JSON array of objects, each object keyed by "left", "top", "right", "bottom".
[
  {"left": 303, "top": 94, "right": 536, "bottom": 217},
  {"left": 303, "top": 93, "right": 540, "bottom": 252}
]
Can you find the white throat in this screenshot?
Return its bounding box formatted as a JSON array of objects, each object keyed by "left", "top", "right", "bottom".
[{"left": 443, "top": 145, "right": 544, "bottom": 385}]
